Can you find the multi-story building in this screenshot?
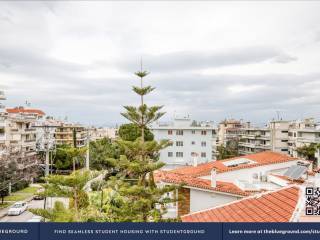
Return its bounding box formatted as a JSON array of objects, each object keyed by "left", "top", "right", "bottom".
[
  {"left": 151, "top": 116, "right": 216, "bottom": 169},
  {"left": 238, "top": 127, "right": 271, "bottom": 155},
  {"left": 0, "top": 91, "right": 6, "bottom": 156},
  {"left": 88, "top": 127, "right": 118, "bottom": 141},
  {"left": 239, "top": 120, "right": 290, "bottom": 155},
  {"left": 5, "top": 107, "right": 45, "bottom": 158},
  {"left": 217, "top": 119, "right": 246, "bottom": 146},
  {"left": 0, "top": 105, "right": 45, "bottom": 182},
  {"left": 288, "top": 118, "right": 320, "bottom": 159},
  {"left": 54, "top": 122, "right": 88, "bottom": 147}
]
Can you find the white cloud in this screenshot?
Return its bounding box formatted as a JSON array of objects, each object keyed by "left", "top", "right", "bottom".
[{"left": 0, "top": 1, "right": 320, "bottom": 125}]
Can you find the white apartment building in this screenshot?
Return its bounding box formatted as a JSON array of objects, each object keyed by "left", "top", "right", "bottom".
[
  {"left": 239, "top": 120, "right": 290, "bottom": 155},
  {"left": 288, "top": 118, "right": 320, "bottom": 159},
  {"left": 5, "top": 107, "right": 45, "bottom": 158},
  {"left": 151, "top": 117, "right": 216, "bottom": 169},
  {"left": 88, "top": 127, "right": 118, "bottom": 141}
]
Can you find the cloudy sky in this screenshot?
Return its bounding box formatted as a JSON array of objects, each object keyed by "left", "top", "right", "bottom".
[{"left": 1, "top": 1, "right": 320, "bottom": 127}]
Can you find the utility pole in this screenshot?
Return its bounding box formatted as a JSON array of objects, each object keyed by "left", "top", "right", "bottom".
[{"left": 34, "top": 122, "right": 58, "bottom": 177}]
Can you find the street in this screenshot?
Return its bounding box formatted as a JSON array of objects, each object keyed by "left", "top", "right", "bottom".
[
  {"left": 0, "top": 199, "right": 44, "bottom": 222},
  {"left": 0, "top": 197, "right": 69, "bottom": 222}
]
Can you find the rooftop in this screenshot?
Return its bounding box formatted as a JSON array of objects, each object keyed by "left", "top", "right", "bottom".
[
  {"left": 6, "top": 107, "right": 45, "bottom": 116},
  {"left": 181, "top": 186, "right": 300, "bottom": 222},
  {"left": 171, "top": 151, "right": 298, "bottom": 177},
  {"left": 155, "top": 171, "right": 249, "bottom": 196}
]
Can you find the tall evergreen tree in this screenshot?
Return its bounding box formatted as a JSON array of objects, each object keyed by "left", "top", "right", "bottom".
[{"left": 105, "top": 68, "right": 178, "bottom": 222}]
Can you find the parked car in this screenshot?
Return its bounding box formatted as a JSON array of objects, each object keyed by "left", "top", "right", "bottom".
[
  {"left": 33, "top": 188, "right": 45, "bottom": 200},
  {"left": 7, "top": 201, "right": 28, "bottom": 216},
  {"left": 27, "top": 215, "right": 44, "bottom": 222}
]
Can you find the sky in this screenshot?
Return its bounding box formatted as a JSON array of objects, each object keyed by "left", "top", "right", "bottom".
[{"left": 0, "top": 1, "right": 320, "bottom": 127}]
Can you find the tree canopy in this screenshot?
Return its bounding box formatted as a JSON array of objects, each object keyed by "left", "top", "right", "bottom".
[{"left": 118, "top": 123, "right": 154, "bottom": 141}]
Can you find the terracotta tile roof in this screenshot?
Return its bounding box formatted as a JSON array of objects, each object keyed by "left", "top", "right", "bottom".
[
  {"left": 270, "top": 174, "right": 305, "bottom": 184},
  {"left": 155, "top": 171, "right": 249, "bottom": 196},
  {"left": 181, "top": 186, "right": 300, "bottom": 222},
  {"left": 171, "top": 151, "right": 298, "bottom": 177},
  {"left": 6, "top": 107, "right": 45, "bottom": 116}
]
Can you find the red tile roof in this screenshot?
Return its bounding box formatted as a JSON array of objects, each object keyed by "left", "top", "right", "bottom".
[
  {"left": 155, "top": 171, "right": 249, "bottom": 196},
  {"left": 171, "top": 151, "right": 298, "bottom": 177},
  {"left": 181, "top": 186, "right": 300, "bottom": 222},
  {"left": 270, "top": 174, "right": 305, "bottom": 184},
  {"left": 6, "top": 107, "right": 45, "bottom": 116}
]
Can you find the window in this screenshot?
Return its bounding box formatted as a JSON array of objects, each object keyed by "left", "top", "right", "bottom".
[
  {"left": 176, "top": 141, "right": 183, "bottom": 146},
  {"left": 201, "top": 152, "right": 206, "bottom": 158},
  {"left": 168, "top": 152, "right": 173, "bottom": 157},
  {"left": 176, "top": 130, "right": 183, "bottom": 135},
  {"left": 281, "top": 131, "right": 288, "bottom": 133},
  {"left": 168, "top": 130, "right": 173, "bottom": 135},
  {"left": 191, "top": 152, "right": 197, "bottom": 157},
  {"left": 201, "top": 130, "right": 207, "bottom": 135},
  {"left": 191, "top": 141, "right": 195, "bottom": 145},
  {"left": 201, "top": 141, "right": 206, "bottom": 147},
  {"left": 168, "top": 141, "right": 173, "bottom": 146},
  {"left": 191, "top": 130, "right": 195, "bottom": 134},
  {"left": 176, "top": 152, "right": 183, "bottom": 158},
  {"left": 281, "top": 149, "right": 288, "bottom": 152},
  {"left": 281, "top": 140, "right": 288, "bottom": 142}
]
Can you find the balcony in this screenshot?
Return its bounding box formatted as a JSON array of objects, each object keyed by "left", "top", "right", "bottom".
[{"left": 297, "top": 137, "right": 320, "bottom": 143}]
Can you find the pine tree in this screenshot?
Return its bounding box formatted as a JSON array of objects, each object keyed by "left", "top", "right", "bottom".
[
  {"left": 105, "top": 68, "right": 178, "bottom": 222},
  {"left": 29, "top": 170, "right": 101, "bottom": 222}
]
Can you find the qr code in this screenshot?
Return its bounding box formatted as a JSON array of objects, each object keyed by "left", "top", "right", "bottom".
[{"left": 305, "top": 187, "right": 320, "bottom": 215}]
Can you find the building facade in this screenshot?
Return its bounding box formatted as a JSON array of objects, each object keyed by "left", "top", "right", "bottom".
[
  {"left": 238, "top": 127, "right": 271, "bottom": 155},
  {"left": 217, "top": 119, "right": 245, "bottom": 146},
  {"left": 0, "top": 103, "right": 45, "bottom": 182},
  {"left": 288, "top": 118, "right": 320, "bottom": 159},
  {"left": 238, "top": 119, "right": 320, "bottom": 164},
  {"left": 151, "top": 117, "right": 216, "bottom": 169},
  {"left": 54, "top": 123, "right": 87, "bottom": 147},
  {"left": 0, "top": 91, "right": 6, "bottom": 156}
]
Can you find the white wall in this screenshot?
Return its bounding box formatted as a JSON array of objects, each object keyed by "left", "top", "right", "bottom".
[
  {"left": 201, "top": 160, "right": 301, "bottom": 183},
  {"left": 152, "top": 124, "right": 213, "bottom": 168},
  {"left": 190, "top": 189, "right": 239, "bottom": 213}
]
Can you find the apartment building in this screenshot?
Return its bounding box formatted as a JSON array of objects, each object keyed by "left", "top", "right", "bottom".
[
  {"left": 151, "top": 117, "right": 216, "bottom": 169},
  {"left": 0, "top": 104, "right": 45, "bottom": 182},
  {"left": 4, "top": 107, "right": 45, "bottom": 157},
  {"left": 288, "top": 118, "right": 320, "bottom": 158},
  {"left": 54, "top": 122, "right": 88, "bottom": 147},
  {"left": 239, "top": 120, "right": 290, "bottom": 155},
  {"left": 238, "top": 127, "right": 271, "bottom": 155},
  {"left": 0, "top": 91, "right": 6, "bottom": 156},
  {"left": 217, "top": 119, "right": 245, "bottom": 146},
  {"left": 88, "top": 127, "right": 118, "bottom": 141}
]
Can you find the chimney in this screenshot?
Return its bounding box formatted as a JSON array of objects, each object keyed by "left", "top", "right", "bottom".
[
  {"left": 193, "top": 156, "right": 198, "bottom": 167},
  {"left": 211, "top": 168, "right": 217, "bottom": 188}
]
